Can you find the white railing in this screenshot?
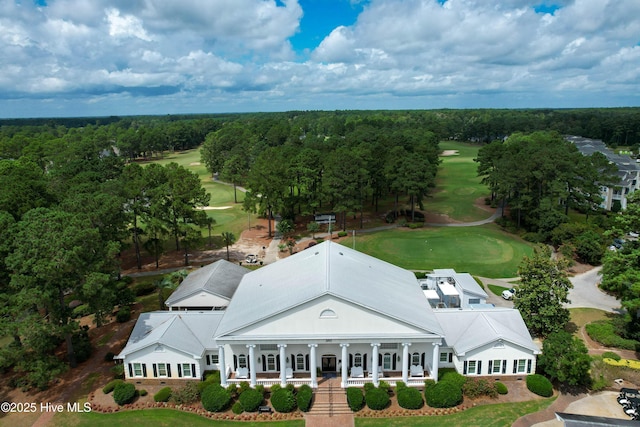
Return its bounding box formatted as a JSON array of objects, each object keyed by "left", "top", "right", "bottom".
[{"left": 224, "top": 375, "right": 433, "bottom": 388}]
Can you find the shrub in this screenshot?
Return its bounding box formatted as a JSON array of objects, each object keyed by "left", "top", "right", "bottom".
[
  {"left": 378, "top": 380, "right": 391, "bottom": 393},
  {"left": 102, "top": 379, "right": 124, "bottom": 394},
  {"left": 365, "top": 387, "right": 390, "bottom": 410},
  {"left": 171, "top": 382, "right": 200, "bottom": 404},
  {"left": 423, "top": 379, "right": 435, "bottom": 390},
  {"left": 296, "top": 384, "right": 313, "bottom": 412},
  {"left": 604, "top": 358, "right": 640, "bottom": 370},
  {"left": 232, "top": 401, "right": 244, "bottom": 414},
  {"left": 586, "top": 320, "right": 639, "bottom": 350},
  {"left": 408, "top": 222, "right": 424, "bottom": 229},
  {"left": 255, "top": 384, "right": 265, "bottom": 395},
  {"left": 438, "top": 369, "right": 467, "bottom": 389},
  {"left": 238, "top": 381, "right": 251, "bottom": 394},
  {"left": 203, "top": 370, "right": 220, "bottom": 383},
  {"left": 526, "top": 374, "right": 553, "bottom": 397},
  {"left": 111, "top": 364, "right": 124, "bottom": 379},
  {"left": 201, "top": 384, "right": 231, "bottom": 412},
  {"left": 154, "top": 387, "right": 172, "bottom": 402},
  {"left": 71, "top": 326, "right": 92, "bottom": 364},
  {"left": 337, "top": 231, "right": 348, "bottom": 237},
  {"left": 104, "top": 352, "right": 115, "bottom": 362},
  {"left": 425, "top": 381, "right": 463, "bottom": 408},
  {"left": 139, "top": 389, "right": 148, "bottom": 396},
  {"left": 346, "top": 387, "right": 364, "bottom": 411},
  {"left": 395, "top": 381, "right": 407, "bottom": 391},
  {"left": 270, "top": 388, "right": 296, "bottom": 413},
  {"left": 239, "top": 388, "right": 264, "bottom": 412},
  {"left": 270, "top": 384, "right": 281, "bottom": 393},
  {"left": 363, "top": 382, "right": 376, "bottom": 393},
  {"left": 133, "top": 281, "right": 156, "bottom": 296},
  {"left": 495, "top": 382, "right": 508, "bottom": 395},
  {"left": 397, "top": 387, "right": 423, "bottom": 410},
  {"left": 285, "top": 383, "right": 295, "bottom": 393},
  {"left": 462, "top": 378, "right": 498, "bottom": 399},
  {"left": 116, "top": 306, "right": 131, "bottom": 323},
  {"left": 72, "top": 303, "right": 91, "bottom": 318},
  {"left": 602, "top": 351, "right": 621, "bottom": 361},
  {"left": 113, "top": 382, "right": 136, "bottom": 405},
  {"left": 226, "top": 383, "right": 238, "bottom": 398}
]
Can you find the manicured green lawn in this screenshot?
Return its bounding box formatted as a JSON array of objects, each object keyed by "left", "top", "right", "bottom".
[
  {"left": 350, "top": 224, "right": 533, "bottom": 278},
  {"left": 427, "top": 141, "right": 490, "bottom": 222},
  {"left": 488, "top": 284, "right": 510, "bottom": 297},
  {"left": 52, "top": 409, "right": 303, "bottom": 427},
  {"left": 355, "top": 397, "right": 554, "bottom": 427}
]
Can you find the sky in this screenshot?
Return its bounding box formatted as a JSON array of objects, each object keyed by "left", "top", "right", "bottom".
[{"left": 1, "top": 0, "right": 639, "bottom": 118}]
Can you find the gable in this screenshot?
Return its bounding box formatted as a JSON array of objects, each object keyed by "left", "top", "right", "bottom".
[
  {"left": 168, "top": 291, "right": 229, "bottom": 308},
  {"left": 217, "top": 294, "right": 441, "bottom": 341}
]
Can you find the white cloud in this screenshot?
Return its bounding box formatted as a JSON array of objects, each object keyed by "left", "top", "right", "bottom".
[{"left": 106, "top": 9, "right": 152, "bottom": 41}]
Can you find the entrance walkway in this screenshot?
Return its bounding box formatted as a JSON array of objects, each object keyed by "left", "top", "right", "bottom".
[{"left": 305, "top": 377, "right": 354, "bottom": 427}]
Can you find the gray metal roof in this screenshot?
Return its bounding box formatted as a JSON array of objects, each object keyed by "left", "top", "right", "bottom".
[
  {"left": 555, "top": 412, "right": 639, "bottom": 426},
  {"left": 165, "top": 259, "right": 250, "bottom": 306},
  {"left": 568, "top": 135, "right": 639, "bottom": 174},
  {"left": 116, "top": 311, "right": 224, "bottom": 358},
  {"left": 434, "top": 308, "right": 539, "bottom": 355},
  {"left": 453, "top": 272, "right": 488, "bottom": 298},
  {"left": 215, "top": 240, "right": 444, "bottom": 338}
]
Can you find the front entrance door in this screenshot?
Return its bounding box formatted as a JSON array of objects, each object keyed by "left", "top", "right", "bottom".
[{"left": 321, "top": 355, "right": 337, "bottom": 372}]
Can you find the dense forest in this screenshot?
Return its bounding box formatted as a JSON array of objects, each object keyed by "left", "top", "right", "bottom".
[{"left": 0, "top": 107, "right": 638, "bottom": 389}]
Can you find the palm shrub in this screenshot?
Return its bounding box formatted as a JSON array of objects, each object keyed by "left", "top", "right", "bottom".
[
  {"left": 239, "top": 388, "right": 264, "bottom": 412},
  {"left": 296, "top": 384, "right": 313, "bottom": 412},
  {"left": 397, "top": 386, "right": 424, "bottom": 409},
  {"left": 425, "top": 381, "right": 463, "bottom": 408},
  {"left": 154, "top": 386, "right": 172, "bottom": 402},
  {"left": 346, "top": 387, "right": 364, "bottom": 411},
  {"left": 201, "top": 384, "right": 232, "bottom": 412},
  {"left": 113, "top": 382, "right": 137, "bottom": 406},
  {"left": 270, "top": 388, "right": 296, "bottom": 413},
  {"left": 526, "top": 374, "right": 553, "bottom": 397},
  {"left": 365, "top": 387, "right": 390, "bottom": 410}
]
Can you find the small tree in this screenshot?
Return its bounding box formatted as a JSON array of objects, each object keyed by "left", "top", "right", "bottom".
[
  {"left": 538, "top": 331, "right": 591, "bottom": 387},
  {"left": 307, "top": 221, "right": 320, "bottom": 239},
  {"left": 221, "top": 232, "right": 236, "bottom": 261}
]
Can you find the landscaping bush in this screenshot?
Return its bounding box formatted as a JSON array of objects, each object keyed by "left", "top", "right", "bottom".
[
  {"left": 238, "top": 388, "right": 264, "bottom": 412},
  {"left": 296, "top": 384, "right": 313, "bottom": 412},
  {"left": 346, "top": 387, "right": 364, "bottom": 411},
  {"left": 526, "top": 374, "right": 553, "bottom": 397},
  {"left": 201, "top": 384, "right": 231, "bottom": 412},
  {"left": 226, "top": 383, "right": 238, "bottom": 398},
  {"left": 113, "top": 382, "right": 136, "bottom": 406},
  {"left": 232, "top": 401, "right": 244, "bottom": 414},
  {"left": 439, "top": 369, "right": 467, "bottom": 389},
  {"left": 462, "top": 378, "right": 498, "bottom": 399},
  {"left": 365, "top": 387, "right": 390, "bottom": 410},
  {"left": 337, "top": 231, "right": 348, "bottom": 237},
  {"left": 203, "top": 370, "right": 221, "bottom": 383},
  {"left": 111, "top": 364, "right": 124, "bottom": 379},
  {"left": 602, "top": 351, "right": 621, "bottom": 361},
  {"left": 397, "top": 387, "right": 424, "bottom": 409},
  {"left": 171, "top": 381, "right": 200, "bottom": 404},
  {"left": 378, "top": 380, "right": 391, "bottom": 393},
  {"left": 495, "top": 382, "right": 508, "bottom": 395},
  {"left": 270, "top": 384, "right": 281, "bottom": 393},
  {"left": 102, "top": 379, "right": 124, "bottom": 394},
  {"left": 139, "top": 389, "right": 148, "bottom": 397},
  {"left": 116, "top": 306, "right": 131, "bottom": 323},
  {"left": 285, "top": 383, "right": 295, "bottom": 393},
  {"left": 72, "top": 303, "right": 91, "bottom": 318},
  {"left": 133, "top": 281, "right": 156, "bottom": 296},
  {"left": 238, "top": 381, "right": 251, "bottom": 394},
  {"left": 363, "top": 382, "right": 375, "bottom": 393},
  {"left": 408, "top": 222, "right": 424, "bottom": 229},
  {"left": 425, "top": 381, "right": 463, "bottom": 408},
  {"left": 154, "top": 386, "right": 172, "bottom": 402},
  {"left": 270, "top": 388, "right": 296, "bottom": 413},
  {"left": 586, "top": 320, "right": 639, "bottom": 350}
]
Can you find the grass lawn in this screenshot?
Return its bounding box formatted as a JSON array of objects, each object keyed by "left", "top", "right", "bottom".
[
  {"left": 350, "top": 224, "right": 533, "bottom": 277},
  {"left": 355, "top": 397, "right": 554, "bottom": 427},
  {"left": 488, "top": 284, "right": 510, "bottom": 297},
  {"left": 52, "top": 409, "right": 304, "bottom": 427},
  {"left": 427, "top": 141, "right": 490, "bottom": 222}
]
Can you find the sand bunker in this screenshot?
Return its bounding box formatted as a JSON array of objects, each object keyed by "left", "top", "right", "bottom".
[
  {"left": 197, "top": 206, "right": 233, "bottom": 210},
  {"left": 441, "top": 150, "right": 460, "bottom": 156}
]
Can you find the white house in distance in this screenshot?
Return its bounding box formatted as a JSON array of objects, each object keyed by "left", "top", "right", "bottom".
[{"left": 116, "top": 241, "right": 539, "bottom": 388}]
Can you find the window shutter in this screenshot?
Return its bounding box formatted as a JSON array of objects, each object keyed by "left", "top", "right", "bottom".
[
  {"left": 305, "top": 354, "right": 309, "bottom": 371},
  {"left": 421, "top": 353, "right": 425, "bottom": 368},
  {"left": 153, "top": 363, "right": 158, "bottom": 377},
  {"left": 178, "top": 364, "right": 183, "bottom": 378},
  {"left": 502, "top": 360, "right": 506, "bottom": 374},
  {"left": 128, "top": 363, "right": 133, "bottom": 378},
  {"left": 488, "top": 360, "right": 493, "bottom": 373},
  {"left": 206, "top": 355, "right": 210, "bottom": 365},
  {"left": 477, "top": 361, "right": 482, "bottom": 375},
  {"left": 449, "top": 353, "right": 453, "bottom": 363},
  {"left": 364, "top": 354, "right": 368, "bottom": 371},
  {"left": 378, "top": 353, "right": 382, "bottom": 366},
  {"left": 463, "top": 361, "right": 468, "bottom": 375},
  {"left": 291, "top": 354, "right": 295, "bottom": 371},
  {"left": 527, "top": 359, "right": 532, "bottom": 373},
  {"left": 142, "top": 364, "right": 147, "bottom": 377},
  {"left": 276, "top": 355, "right": 280, "bottom": 371},
  {"left": 233, "top": 355, "right": 238, "bottom": 370},
  {"left": 262, "top": 355, "right": 266, "bottom": 371},
  {"left": 512, "top": 360, "right": 517, "bottom": 374},
  {"left": 167, "top": 364, "right": 172, "bottom": 377},
  {"left": 393, "top": 353, "right": 397, "bottom": 370},
  {"left": 191, "top": 364, "right": 196, "bottom": 378},
  {"left": 349, "top": 354, "right": 353, "bottom": 369}
]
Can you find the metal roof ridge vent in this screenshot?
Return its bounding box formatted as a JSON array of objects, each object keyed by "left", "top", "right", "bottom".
[{"left": 325, "top": 241, "right": 331, "bottom": 292}]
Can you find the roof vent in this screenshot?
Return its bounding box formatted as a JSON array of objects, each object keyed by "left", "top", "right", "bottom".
[{"left": 339, "top": 252, "right": 343, "bottom": 256}]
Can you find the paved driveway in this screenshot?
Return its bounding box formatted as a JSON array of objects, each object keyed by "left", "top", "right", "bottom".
[{"left": 567, "top": 266, "right": 622, "bottom": 313}]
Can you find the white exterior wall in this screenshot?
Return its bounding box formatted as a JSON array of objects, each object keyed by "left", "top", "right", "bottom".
[
  {"left": 122, "top": 344, "right": 204, "bottom": 380},
  {"left": 168, "top": 292, "right": 229, "bottom": 310},
  {"left": 452, "top": 341, "right": 537, "bottom": 377}
]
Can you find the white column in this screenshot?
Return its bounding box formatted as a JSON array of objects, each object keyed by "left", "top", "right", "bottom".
[
  {"left": 340, "top": 343, "right": 349, "bottom": 388},
  {"left": 219, "top": 346, "right": 227, "bottom": 386},
  {"left": 371, "top": 343, "right": 380, "bottom": 387},
  {"left": 248, "top": 344, "right": 257, "bottom": 387},
  {"left": 401, "top": 342, "right": 411, "bottom": 384},
  {"left": 432, "top": 342, "right": 440, "bottom": 383},
  {"left": 279, "top": 344, "right": 287, "bottom": 387},
  {"left": 309, "top": 344, "right": 318, "bottom": 388}
]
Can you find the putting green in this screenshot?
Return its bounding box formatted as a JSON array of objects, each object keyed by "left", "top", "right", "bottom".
[{"left": 349, "top": 224, "right": 533, "bottom": 278}]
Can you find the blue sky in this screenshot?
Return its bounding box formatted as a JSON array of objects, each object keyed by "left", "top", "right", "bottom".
[{"left": 0, "top": 0, "right": 639, "bottom": 118}]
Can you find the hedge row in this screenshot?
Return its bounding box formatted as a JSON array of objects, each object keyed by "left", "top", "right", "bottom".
[{"left": 586, "top": 321, "right": 639, "bottom": 350}]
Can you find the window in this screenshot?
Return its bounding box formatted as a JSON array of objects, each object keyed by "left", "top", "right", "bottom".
[
  {"left": 467, "top": 360, "right": 477, "bottom": 374},
  {"left": 411, "top": 352, "right": 421, "bottom": 366},
  {"left": 469, "top": 298, "right": 480, "bottom": 304},
  {"left": 440, "top": 352, "right": 448, "bottom": 362},
  {"left": 296, "top": 354, "right": 305, "bottom": 370},
  {"left": 238, "top": 354, "right": 247, "bottom": 369},
  {"left": 517, "top": 359, "right": 527, "bottom": 373},
  {"left": 133, "top": 363, "right": 143, "bottom": 377},
  {"left": 354, "top": 353, "right": 362, "bottom": 367},
  {"left": 320, "top": 309, "right": 337, "bottom": 318},
  {"left": 491, "top": 360, "right": 502, "bottom": 374},
  {"left": 182, "top": 363, "right": 192, "bottom": 377},
  {"left": 267, "top": 354, "right": 276, "bottom": 371},
  {"left": 383, "top": 353, "right": 392, "bottom": 370},
  {"left": 157, "top": 363, "right": 167, "bottom": 377},
  {"left": 210, "top": 354, "right": 219, "bottom": 365}
]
